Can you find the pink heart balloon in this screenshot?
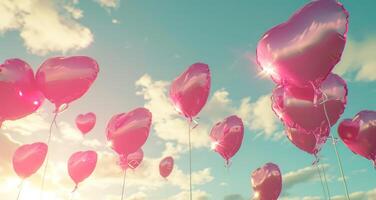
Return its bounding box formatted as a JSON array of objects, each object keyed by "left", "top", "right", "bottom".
[
  {"left": 106, "top": 107, "right": 152, "bottom": 156},
  {"left": 68, "top": 150, "right": 97, "bottom": 186},
  {"left": 169, "top": 63, "right": 211, "bottom": 119},
  {"left": 12, "top": 142, "right": 48, "bottom": 179},
  {"left": 338, "top": 110, "right": 376, "bottom": 166},
  {"left": 118, "top": 149, "right": 144, "bottom": 170},
  {"left": 159, "top": 156, "right": 174, "bottom": 178},
  {"left": 272, "top": 73, "right": 347, "bottom": 132},
  {"left": 285, "top": 127, "right": 329, "bottom": 156},
  {"left": 0, "top": 59, "right": 44, "bottom": 125},
  {"left": 251, "top": 163, "right": 282, "bottom": 200},
  {"left": 210, "top": 115, "right": 244, "bottom": 165},
  {"left": 256, "top": 0, "right": 348, "bottom": 87},
  {"left": 36, "top": 56, "right": 99, "bottom": 110},
  {"left": 76, "top": 112, "right": 96, "bottom": 135}
]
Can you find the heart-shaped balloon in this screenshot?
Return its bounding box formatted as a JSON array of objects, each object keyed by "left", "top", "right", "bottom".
[
  {"left": 119, "top": 149, "right": 144, "bottom": 170},
  {"left": 36, "top": 56, "right": 99, "bottom": 110},
  {"left": 159, "top": 156, "right": 174, "bottom": 178},
  {"left": 0, "top": 59, "right": 44, "bottom": 125},
  {"left": 251, "top": 162, "right": 282, "bottom": 200},
  {"left": 210, "top": 115, "right": 244, "bottom": 165},
  {"left": 338, "top": 110, "right": 376, "bottom": 166},
  {"left": 12, "top": 142, "right": 48, "bottom": 179},
  {"left": 169, "top": 63, "right": 211, "bottom": 119},
  {"left": 76, "top": 112, "right": 96, "bottom": 135},
  {"left": 106, "top": 107, "right": 152, "bottom": 156},
  {"left": 285, "top": 127, "right": 329, "bottom": 156},
  {"left": 256, "top": 0, "right": 348, "bottom": 87},
  {"left": 68, "top": 150, "right": 97, "bottom": 186},
  {"left": 272, "top": 73, "right": 347, "bottom": 132}
]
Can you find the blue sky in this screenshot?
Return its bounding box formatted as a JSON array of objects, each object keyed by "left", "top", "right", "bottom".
[{"left": 0, "top": 0, "right": 375, "bottom": 199}]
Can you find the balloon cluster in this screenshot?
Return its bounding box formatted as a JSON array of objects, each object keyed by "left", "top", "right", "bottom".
[
  {"left": 258, "top": 0, "right": 349, "bottom": 161},
  {"left": 1, "top": 56, "right": 100, "bottom": 198},
  {"left": 2, "top": 1, "right": 376, "bottom": 200}
]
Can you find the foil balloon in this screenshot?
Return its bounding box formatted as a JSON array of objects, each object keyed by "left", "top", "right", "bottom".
[
  {"left": 159, "top": 156, "right": 174, "bottom": 178},
  {"left": 251, "top": 162, "right": 282, "bottom": 200},
  {"left": 36, "top": 56, "right": 99, "bottom": 111},
  {"left": 0, "top": 59, "right": 44, "bottom": 126},
  {"left": 285, "top": 127, "right": 329, "bottom": 156},
  {"left": 106, "top": 107, "right": 152, "bottom": 156},
  {"left": 119, "top": 149, "right": 144, "bottom": 170},
  {"left": 210, "top": 115, "right": 244, "bottom": 165},
  {"left": 12, "top": 142, "right": 48, "bottom": 179},
  {"left": 256, "top": 0, "right": 348, "bottom": 87},
  {"left": 169, "top": 63, "right": 211, "bottom": 119},
  {"left": 68, "top": 150, "right": 97, "bottom": 188},
  {"left": 272, "top": 73, "right": 347, "bottom": 133},
  {"left": 76, "top": 112, "right": 96, "bottom": 135},
  {"left": 338, "top": 110, "right": 376, "bottom": 166}
]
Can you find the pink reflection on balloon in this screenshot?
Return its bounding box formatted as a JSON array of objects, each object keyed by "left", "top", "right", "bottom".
[
  {"left": 210, "top": 115, "right": 244, "bottom": 165},
  {"left": 285, "top": 127, "right": 329, "bottom": 156},
  {"left": 36, "top": 56, "right": 99, "bottom": 110},
  {"left": 13, "top": 142, "right": 48, "bottom": 179},
  {"left": 119, "top": 149, "right": 144, "bottom": 171},
  {"left": 256, "top": 0, "right": 348, "bottom": 87},
  {"left": 106, "top": 107, "right": 152, "bottom": 156},
  {"left": 338, "top": 110, "right": 376, "bottom": 166},
  {"left": 251, "top": 163, "right": 282, "bottom": 200},
  {"left": 159, "top": 156, "right": 174, "bottom": 178},
  {"left": 272, "top": 73, "right": 347, "bottom": 133},
  {"left": 0, "top": 59, "right": 44, "bottom": 124},
  {"left": 76, "top": 112, "right": 96, "bottom": 135},
  {"left": 68, "top": 150, "right": 97, "bottom": 187},
  {"left": 169, "top": 63, "right": 211, "bottom": 119}
]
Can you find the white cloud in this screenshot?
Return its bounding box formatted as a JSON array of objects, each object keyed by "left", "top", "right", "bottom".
[
  {"left": 334, "top": 36, "right": 376, "bottom": 81},
  {"left": 96, "top": 0, "right": 119, "bottom": 8},
  {"left": 282, "top": 188, "right": 376, "bottom": 200},
  {"left": 112, "top": 19, "right": 120, "bottom": 24},
  {"left": 246, "top": 94, "right": 280, "bottom": 139},
  {"left": 332, "top": 188, "right": 376, "bottom": 200},
  {"left": 282, "top": 164, "right": 330, "bottom": 191},
  {"left": 2, "top": 110, "right": 49, "bottom": 136},
  {"left": 0, "top": 0, "right": 93, "bottom": 55},
  {"left": 167, "top": 190, "right": 211, "bottom": 200},
  {"left": 64, "top": 4, "right": 83, "bottom": 19}
]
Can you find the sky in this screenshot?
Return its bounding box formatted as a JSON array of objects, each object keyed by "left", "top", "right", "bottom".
[{"left": 0, "top": 0, "right": 375, "bottom": 200}]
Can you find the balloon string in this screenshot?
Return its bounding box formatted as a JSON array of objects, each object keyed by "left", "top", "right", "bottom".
[
  {"left": 121, "top": 170, "right": 126, "bottom": 200},
  {"left": 40, "top": 112, "right": 58, "bottom": 200},
  {"left": 188, "top": 119, "right": 193, "bottom": 200},
  {"left": 315, "top": 162, "right": 327, "bottom": 200},
  {"left": 16, "top": 179, "right": 25, "bottom": 200},
  {"left": 321, "top": 93, "right": 350, "bottom": 200},
  {"left": 320, "top": 164, "right": 331, "bottom": 199}
]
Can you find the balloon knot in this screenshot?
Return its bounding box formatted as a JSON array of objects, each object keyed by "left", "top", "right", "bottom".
[
  {"left": 312, "top": 154, "right": 320, "bottom": 165},
  {"left": 72, "top": 185, "right": 78, "bottom": 193}
]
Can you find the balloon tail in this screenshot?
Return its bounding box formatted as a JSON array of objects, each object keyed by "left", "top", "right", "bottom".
[
  {"left": 16, "top": 180, "right": 24, "bottom": 200},
  {"left": 322, "top": 93, "right": 350, "bottom": 200},
  {"left": 70, "top": 185, "right": 78, "bottom": 200},
  {"left": 192, "top": 117, "right": 199, "bottom": 129},
  {"left": 40, "top": 112, "right": 58, "bottom": 200},
  {"left": 188, "top": 119, "right": 193, "bottom": 200},
  {"left": 121, "top": 170, "right": 126, "bottom": 200}
]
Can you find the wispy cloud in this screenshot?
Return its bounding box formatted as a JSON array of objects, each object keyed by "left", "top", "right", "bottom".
[{"left": 334, "top": 36, "right": 376, "bottom": 82}]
